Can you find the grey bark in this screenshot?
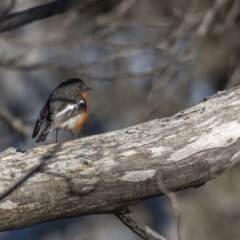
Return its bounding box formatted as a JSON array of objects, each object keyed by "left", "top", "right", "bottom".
[{"left": 1, "top": 86, "right": 240, "bottom": 232}]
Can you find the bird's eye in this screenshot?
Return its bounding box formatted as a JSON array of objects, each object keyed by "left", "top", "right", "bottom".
[{"left": 79, "top": 100, "right": 86, "bottom": 107}]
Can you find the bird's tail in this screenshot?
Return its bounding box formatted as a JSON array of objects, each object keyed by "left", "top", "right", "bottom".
[
  {"left": 36, "top": 130, "right": 50, "bottom": 143},
  {"left": 32, "top": 105, "right": 48, "bottom": 139}
]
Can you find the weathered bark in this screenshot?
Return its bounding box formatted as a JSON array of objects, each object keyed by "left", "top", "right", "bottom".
[{"left": 1, "top": 86, "right": 240, "bottom": 232}]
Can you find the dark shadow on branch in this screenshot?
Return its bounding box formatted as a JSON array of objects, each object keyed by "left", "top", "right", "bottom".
[{"left": 0, "top": 144, "right": 61, "bottom": 201}]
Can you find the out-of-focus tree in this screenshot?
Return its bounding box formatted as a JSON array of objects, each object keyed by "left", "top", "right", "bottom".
[{"left": 1, "top": 0, "right": 240, "bottom": 239}]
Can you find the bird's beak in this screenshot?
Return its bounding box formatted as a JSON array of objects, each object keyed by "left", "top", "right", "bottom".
[{"left": 85, "top": 86, "right": 92, "bottom": 91}]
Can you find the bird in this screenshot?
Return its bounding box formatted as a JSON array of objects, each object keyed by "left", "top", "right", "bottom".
[{"left": 32, "top": 78, "right": 91, "bottom": 143}]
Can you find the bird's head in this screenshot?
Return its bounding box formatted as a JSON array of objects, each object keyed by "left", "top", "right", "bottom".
[{"left": 61, "top": 78, "right": 91, "bottom": 92}]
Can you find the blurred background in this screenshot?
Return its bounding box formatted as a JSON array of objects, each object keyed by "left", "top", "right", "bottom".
[{"left": 1, "top": 0, "right": 240, "bottom": 239}]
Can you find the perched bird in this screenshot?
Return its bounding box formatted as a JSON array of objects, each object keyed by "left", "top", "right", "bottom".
[{"left": 32, "top": 78, "right": 91, "bottom": 143}]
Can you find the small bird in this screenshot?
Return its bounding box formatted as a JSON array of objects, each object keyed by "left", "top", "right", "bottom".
[{"left": 32, "top": 78, "right": 91, "bottom": 143}]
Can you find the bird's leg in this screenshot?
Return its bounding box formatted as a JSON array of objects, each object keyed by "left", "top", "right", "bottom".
[
  {"left": 56, "top": 129, "right": 58, "bottom": 143},
  {"left": 70, "top": 130, "right": 75, "bottom": 140}
]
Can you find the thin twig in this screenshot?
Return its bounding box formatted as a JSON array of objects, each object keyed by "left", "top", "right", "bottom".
[
  {"left": 225, "top": 0, "right": 240, "bottom": 26},
  {"left": 115, "top": 208, "right": 168, "bottom": 240},
  {"left": 83, "top": 0, "right": 136, "bottom": 43},
  {"left": 157, "top": 172, "right": 184, "bottom": 240},
  {"left": 0, "top": 108, "right": 32, "bottom": 137},
  {"left": 226, "top": 60, "right": 240, "bottom": 89},
  {"left": 0, "top": 108, "right": 54, "bottom": 143},
  {"left": 0, "top": 0, "right": 15, "bottom": 20},
  {"left": 0, "top": 0, "right": 99, "bottom": 33},
  {"left": 196, "top": 0, "right": 229, "bottom": 36}
]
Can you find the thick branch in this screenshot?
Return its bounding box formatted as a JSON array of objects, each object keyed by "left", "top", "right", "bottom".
[
  {"left": 1, "top": 86, "right": 240, "bottom": 231},
  {"left": 0, "top": 0, "right": 98, "bottom": 33}
]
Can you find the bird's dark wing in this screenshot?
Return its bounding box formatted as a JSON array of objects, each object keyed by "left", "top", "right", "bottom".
[
  {"left": 32, "top": 104, "right": 48, "bottom": 138},
  {"left": 46, "top": 98, "right": 87, "bottom": 131}
]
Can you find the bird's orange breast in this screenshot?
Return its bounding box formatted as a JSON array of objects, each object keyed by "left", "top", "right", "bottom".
[
  {"left": 73, "top": 92, "right": 88, "bottom": 130},
  {"left": 73, "top": 111, "right": 88, "bottom": 130}
]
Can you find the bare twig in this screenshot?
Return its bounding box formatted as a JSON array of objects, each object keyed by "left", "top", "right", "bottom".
[
  {"left": 0, "top": 0, "right": 15, "bottom": 20},
  {"left": 0, "top": 0, "right": 99, "bottom": 33},
  {"left": 174, "top": 0, "right": 205, "bottom": 37},
  {"left": 115, "top": 209, "right": 168, "bottom": 240},
  {"left": 196, "top": 0, "right": 229, "bottom": 36},
  {"left": 83, "top": 0, "right": 137, "bottom": 43},
  {"left": 0, "top": 108, "right": 54, "bottom": 144},
  {"left": 225, "top": 0, "right": 240, "bottom": 26},
  {"left": 0, "top": 108, "right": 32, "bottom": 137},
  {"left": 157, "top": 172, "right": 184, "bottom": 240},
  {"left": 226, "top": 60, "right": 240, "bottom": 89}
]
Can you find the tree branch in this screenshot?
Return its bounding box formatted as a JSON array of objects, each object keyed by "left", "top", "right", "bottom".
[
  {"left": 0, "top": 0, "right": 99, "bottom": 33},
  {"left": 115, "top": 209, "right": 167, "bottom": 240},
  {"left": 1, "top": 86, "right": 240, "bottom": 232},
  {"left": 0, "top": 108, "right": 32, "bottom": 137},
  {"left": 0, "top": 0, "right": 15, "bottom": 20},
  {"left": 0, "top": 108, "right": 53, "bottom": 144},
  {"left": 196, "top": 0, "right": 228, "bottom": 36}
]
